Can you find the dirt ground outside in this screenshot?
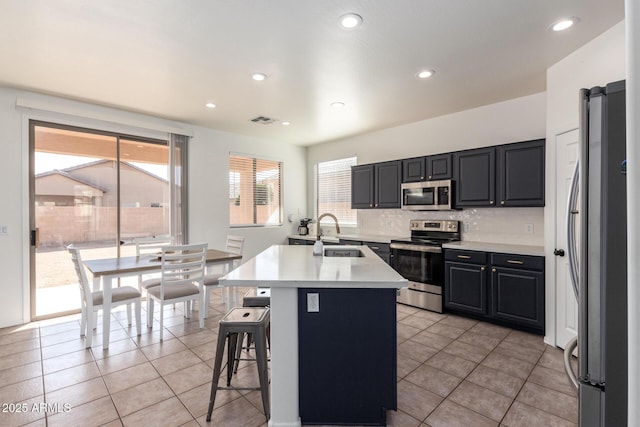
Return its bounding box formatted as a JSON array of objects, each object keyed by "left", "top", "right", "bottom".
[{"left": 36, "top": 243, "right": 139, "bottom": 289}]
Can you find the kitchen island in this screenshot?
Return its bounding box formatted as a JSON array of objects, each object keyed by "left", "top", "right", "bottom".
[{"left": 219, "top": 244, "right": 407, "bottom": 427}]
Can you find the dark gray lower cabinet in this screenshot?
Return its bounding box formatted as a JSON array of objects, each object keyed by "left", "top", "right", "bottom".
[
  {"left": 490, "top": 253, "right": 544, "bottom": 331},
  {"left": 288, "top": 238, "right": 313, "bottom": 245},
  {"left": 298, "top": 288, "right": 396, "bottom": 425},
  {"left": 364, "top": 241, "right": 391, "bottom": 264},
  {"left": 444, "top": 250, "right": 488, "bottom": 315},
  {"left": 339, "top": 239, "right": 391, "bottom": 264},
  {"left": 444, "top": 249, "right": 544, "bottom": 334}
]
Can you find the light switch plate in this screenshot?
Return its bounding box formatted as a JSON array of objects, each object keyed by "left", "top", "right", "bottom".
[
  {"left": 0, "top": 226, "right": 7, "bottom": 235},
  {"left": 307, "top": 293, "right": 319, "bottom": 312}
]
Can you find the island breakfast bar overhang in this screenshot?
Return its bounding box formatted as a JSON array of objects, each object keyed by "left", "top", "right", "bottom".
[{"left": 219, "top": 244, "right": 407, "bottom": 427}]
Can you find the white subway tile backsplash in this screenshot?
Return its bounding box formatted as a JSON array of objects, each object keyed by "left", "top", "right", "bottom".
[{"left": 357, "top": 207, "right": 544, "bottom": 246}]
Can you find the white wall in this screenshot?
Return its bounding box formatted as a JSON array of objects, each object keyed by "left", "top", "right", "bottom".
[
  {"left": 0, "top": 88, "right": 306, "bottom": 327},
  {"left": 543, "top": 20, "right": 626, "bottom": 346},
  {"left": 188, "top": 126, "right": 307, "bottom": 260},
  {"left": 307, "top": 92, "right": 547, "bottom": 244}
]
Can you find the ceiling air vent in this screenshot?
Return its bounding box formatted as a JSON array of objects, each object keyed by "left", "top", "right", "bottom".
[{"left": 250, "top": 115, "right": 278, "bottom": 125}]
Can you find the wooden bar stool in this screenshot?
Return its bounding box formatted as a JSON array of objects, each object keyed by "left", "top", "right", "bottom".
[{"left": 206, "top": 307, "right": 270, "bottom": 422}]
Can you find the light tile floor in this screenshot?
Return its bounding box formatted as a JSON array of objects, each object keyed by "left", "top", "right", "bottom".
[{"left": 0, "top": 289, "right": 578, "bottom": 427}]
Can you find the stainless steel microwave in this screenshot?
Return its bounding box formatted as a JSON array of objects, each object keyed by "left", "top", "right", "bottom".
[{"left": 401, "top": 179, "right": 454, "bottom": 210}]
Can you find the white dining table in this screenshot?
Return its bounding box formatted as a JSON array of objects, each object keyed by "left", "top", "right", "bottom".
[{"left": 83, "top": 248, "right": 242, "bottom": 349}]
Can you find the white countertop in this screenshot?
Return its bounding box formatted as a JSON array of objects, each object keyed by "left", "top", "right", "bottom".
[
  {"left": 442, "top": 241, "right": 545, "bottom": 257},
  {"left": 221, "top": 244, "right": 407, "bottom": 288}
]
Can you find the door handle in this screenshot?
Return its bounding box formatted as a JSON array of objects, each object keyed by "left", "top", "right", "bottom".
[
  {"left": 554, "top": 249, "right": 565, "bottom": 257},
  {"left": 507, "top": 260, "right": 524, "bottom": 265},
  {"left": 30, "top": 228, "right": 39, "bottom": 248},
  {"left": 457, "top": 255, "right": 471, "bottom": 259}
]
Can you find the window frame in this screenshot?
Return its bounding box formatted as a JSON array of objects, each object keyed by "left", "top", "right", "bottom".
[
  {"left": 315, "top": 156, "right": 358, "bottom": 227},
  {"left": 229, "top": 153, "right": 283, "bottom": 228}
]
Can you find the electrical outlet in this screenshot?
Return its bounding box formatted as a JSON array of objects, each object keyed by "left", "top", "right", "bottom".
[
  {"left": 463, "top": 222, "right": 470, "bottom": 232},
  {"left": 0, "top": 226, "right": 7, "bottom": 235},
  {"left": 307, "top": 293, "right": 320, "bottom": 312},
  {"left": 525, "top": 223, "right": 534, "bottom": 234}
]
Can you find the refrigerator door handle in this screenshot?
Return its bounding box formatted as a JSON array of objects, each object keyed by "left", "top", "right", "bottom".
[
  {"left": 563, "top": 336, "right": 579, "bottom": 390},
  {"left": 566, "top": 160, "right": 580, "bottom": 301}
]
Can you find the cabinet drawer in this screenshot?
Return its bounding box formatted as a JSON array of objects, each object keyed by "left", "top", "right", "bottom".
[
  {"left": 491, "top": 253, "right": 544, "bottom": 271},
  {"left": 339, "top": 239, "right": 362, "bottom": 246},
  {"left": 289, "top": 238, "right": 313, "bottom": 245},
  {"left": 363, "top": 241, "right": 390, "bottom": 264},
  {"left": 445, "top": 249, "right": 487, "bottom": 264},
  {"left": 363, "top": 241, "right": 390, "bottom": 253}
]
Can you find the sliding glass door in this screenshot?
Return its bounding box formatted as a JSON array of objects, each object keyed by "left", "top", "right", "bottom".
[{"left": 29, "top": 121, "right": 172, "bottom": 320}]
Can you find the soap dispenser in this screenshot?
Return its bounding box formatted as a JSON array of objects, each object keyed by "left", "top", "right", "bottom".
[{"left": 312, "top": 237, "right": 323, "bottom": 256}]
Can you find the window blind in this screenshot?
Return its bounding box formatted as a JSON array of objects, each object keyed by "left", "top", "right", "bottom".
[
  {"left": 317, "top": 156, "right": 357, "bottom": 226},
  {"left": 229, "top": 155, "right": 282, "bottom": 226}
]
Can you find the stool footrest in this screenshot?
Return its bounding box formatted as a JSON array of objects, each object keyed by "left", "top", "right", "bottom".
[{"left": 217, "top": 386, "right": 262, "bottom": 392}]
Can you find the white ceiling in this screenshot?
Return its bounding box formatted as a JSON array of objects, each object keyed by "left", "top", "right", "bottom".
[{"left": 0, "top": 1, "right": 624, "bottom": 146}]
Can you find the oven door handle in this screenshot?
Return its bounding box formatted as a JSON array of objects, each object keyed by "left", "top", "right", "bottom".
[{"left": 390, "top": 243, "right": 442, "bottom": 253}]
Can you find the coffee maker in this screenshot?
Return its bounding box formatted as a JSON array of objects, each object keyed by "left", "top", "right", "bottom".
[{"left": 298, "top": 218, "right": 312, "bottom": 235}]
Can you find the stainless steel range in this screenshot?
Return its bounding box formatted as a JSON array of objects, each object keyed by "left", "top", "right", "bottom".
[{"left": 390, "top": 219, "right": 460, "bottom": 312}]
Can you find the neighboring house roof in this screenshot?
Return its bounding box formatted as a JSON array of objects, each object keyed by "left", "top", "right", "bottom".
[
  {"left": 62, "top": 159, "right": 169, "bottom": 184},
  {"left": 35, "top": 169, "right": 108, "bottom": 193}
]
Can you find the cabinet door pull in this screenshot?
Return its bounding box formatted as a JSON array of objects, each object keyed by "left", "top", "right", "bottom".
[
  {"left": 481, "top": 266, "right": 486, "bottom": 271},
  {"left": 457, "top": 255, "right": 471, "bottom": 259},
  {"left": 500, "top": 201, "right": 505, "bottom": 205},
  {"left": 507, "top": 260, "right": 524, "bottom": 265},
  {"left": 490, "top": 200, "right": 495, "bottom": 205},
  {"left": 370, "top": 246, "right": 380, "bottom": 250},
  {"left": 492, "top": 268, "right": 497, "bottom": 272},
  {"left": 428, "top": 175, "right": 432, "bottom": 179}
]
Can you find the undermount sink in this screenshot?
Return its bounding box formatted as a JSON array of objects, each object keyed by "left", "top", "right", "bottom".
[{"left": 323, "top": 247, "right": 364, "bottom": 257}]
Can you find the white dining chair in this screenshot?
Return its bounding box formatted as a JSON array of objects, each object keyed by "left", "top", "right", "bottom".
[
  {"left": 203, "top": 235, "right": 245, "bottom": 316},
  {"left": 133, "top": 235, "right": 173, "bottom": 292},
  {"left": 68, "top": 245, "right": 142, "bottom": 348},
  {"left": 146, "top": 243, "right": 208, "bottom": 341}
]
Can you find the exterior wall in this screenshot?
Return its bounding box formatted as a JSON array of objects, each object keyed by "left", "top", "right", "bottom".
[{"left": 36, "top": 206, "right": 169, "bottom": 248}]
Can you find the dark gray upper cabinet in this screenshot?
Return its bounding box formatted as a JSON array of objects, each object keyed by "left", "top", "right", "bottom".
[
  {"left": 402, "top": 157, "right": 425, "bottom": 182},
  {"left": 351, "top": 161, "right": 401, "bottom": 209},
  {"left": 374, "top": 161, "right": 402, "bottom": 208},
  {"left": 454, "top": 147, "right": 496, "bottom": 207},
  {"left": 426, "top": 153, "right": 452, "bottom": 180},
  {"left": 351, "top": 164, "right": 375, "bottom": 209},
  {"left": 402, "top": 154, "right": 451, "bottom": 182},
  {"left": 454, "top": 140, "right": 545, "bottom": 208},
  {"left": 497, "top": 139, "right": 545, "bottom": 206}
]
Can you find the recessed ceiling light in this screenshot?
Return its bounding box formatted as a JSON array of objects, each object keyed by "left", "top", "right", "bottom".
[
  {"left": 330, "top": 101, "right": 346, "bottom": 109},
  {"left": 417, "top": 69, "right": 435, "bottom": 79},
  {"left": 550, "top": 17, "right": 579, "bottom": 32},
  {"left": 340, "top": 13, "right": 363, "bottom": 29},
  {"left": 281, "top": 121, "right": 291, "bottom": 126},
  {"left": 252, "top": 73, "right": 268, "bottom": 81},
  {"left": 205, "top": 102, "right": 216, "bottom": 109}
]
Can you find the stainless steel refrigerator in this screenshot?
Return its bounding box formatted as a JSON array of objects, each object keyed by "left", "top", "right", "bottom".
[{"left": 565, "top": 80, "right": 627, "bottom": 426}]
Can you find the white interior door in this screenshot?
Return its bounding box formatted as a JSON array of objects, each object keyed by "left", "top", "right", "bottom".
[{"left": 555, "top": 128, "right": 579, "bottom": 348}]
